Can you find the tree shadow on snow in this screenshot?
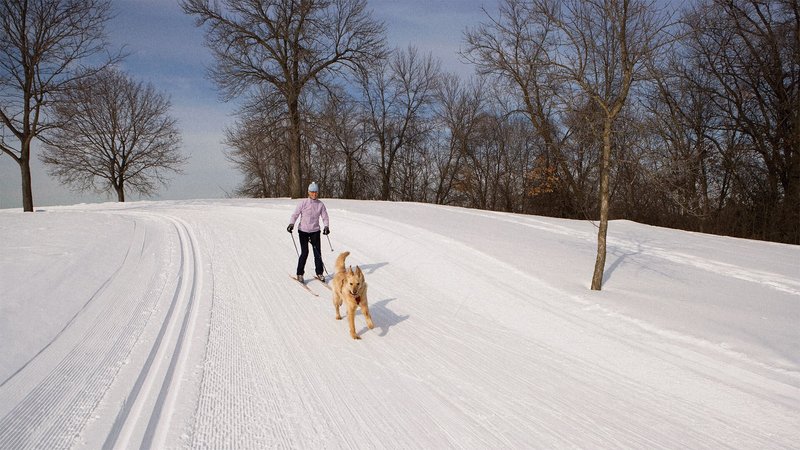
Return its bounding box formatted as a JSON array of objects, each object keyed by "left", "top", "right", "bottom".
[
  {"left": 603, "top": 240, "right": 646, "bottom": 284},
  {"left": 358, "top": 298, "right": 408, "bottom": 337}
]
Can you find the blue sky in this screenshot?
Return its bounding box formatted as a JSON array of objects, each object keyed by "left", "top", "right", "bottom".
[{"left": 0, "top": 0, "right": 493, "bottom": 208}]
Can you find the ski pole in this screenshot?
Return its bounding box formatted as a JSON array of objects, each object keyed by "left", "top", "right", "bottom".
[
  {"left": 326, "top": 234, "right": 333, "bottom": 252},
  {"left": 290, "top": 230, "right": 299, "bottom": 256}
]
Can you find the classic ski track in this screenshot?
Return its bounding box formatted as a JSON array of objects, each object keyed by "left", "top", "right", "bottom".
[
  {"left": 0, "top": 217, "right": 145, "bottom": 388},
  {"left": 106, "top": 212, "right": 202, "bottom": 449},
  {"left": 0, "top": 214, "right": 169, "bottom": 448}
]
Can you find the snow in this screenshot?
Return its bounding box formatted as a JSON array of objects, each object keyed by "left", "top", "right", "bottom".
[{"left": 1, "top": 198, "right": 798, "bottom": 448}]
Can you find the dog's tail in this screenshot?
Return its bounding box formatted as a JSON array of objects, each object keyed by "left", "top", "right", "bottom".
[{"left": 335, "top": 251, "right": 350, "bottom": 273}]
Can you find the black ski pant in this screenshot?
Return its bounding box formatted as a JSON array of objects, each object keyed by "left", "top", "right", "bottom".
[{"left": 296, "top": 230, "right": 323, "bottom": 276}]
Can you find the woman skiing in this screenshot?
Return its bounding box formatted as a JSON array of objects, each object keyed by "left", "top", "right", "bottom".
[{"left": 287, "top": 181, "right": 330, "bottom": 282}]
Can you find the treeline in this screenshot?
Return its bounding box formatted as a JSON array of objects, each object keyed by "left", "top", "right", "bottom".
[
  {"left": 211, "top": 0, "right": 798, "bottom": 245},
  {"left": 1, "top": 0, "right": 795, "bottom": 246}
]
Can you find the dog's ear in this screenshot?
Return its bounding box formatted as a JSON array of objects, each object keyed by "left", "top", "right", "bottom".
[{"left": 355, "top": 266, "right": 363, "bottom": 278}]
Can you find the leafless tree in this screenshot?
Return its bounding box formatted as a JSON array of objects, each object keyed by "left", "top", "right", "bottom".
[
  {"left": 532, "top": 0, "right": 672, "bottom": 290},
  {"left": 181, "top": 0, "right": 386, "bottom": 198},
  {"left": 40, "top": 69, "right": 184, "bottom": 202},
  {"left": 464, "top": 0, "right": 578, "bottom": 216},
  {"left": 681, "top": 0, "right": 799, "bottom": 243},
  {"left": 360, "top": 46, "right": 440, "bottom": 200},
  {"left": 315, "top": 92, "right": 373, "bottom": 198},
  {"left": 644, "top": 49, "right": 722, "bottom": 230},
  {"left": 0, "top": 0, "right": 118, "bottom": 211},
  {"left": 392, "top": 123, "right": 434, "bottom": 202},
  {"left": 465, "top": 0, "right": 671, "bottom": 289},
  {"left": 225, "top": 100, "right": 289, "bottom": 198},
  {"left": 432, "top": 73, "right": 486, "bottom": 205}
]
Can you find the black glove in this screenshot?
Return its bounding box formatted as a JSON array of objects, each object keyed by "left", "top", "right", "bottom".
[
  {"left": 323, "top": 226, "right": 330, "bottom": 235},
  {"left": 287, "top": 224, "right": 294, "bottom": 233}
]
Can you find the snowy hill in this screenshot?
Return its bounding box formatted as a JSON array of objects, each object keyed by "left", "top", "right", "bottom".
[{"left": 1, "top": 198, "right": 798, "bottom": 448}]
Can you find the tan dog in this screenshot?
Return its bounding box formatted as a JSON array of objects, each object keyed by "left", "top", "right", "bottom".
[{"left": 332, "top": 251, "right": 374, "bottom": 340}]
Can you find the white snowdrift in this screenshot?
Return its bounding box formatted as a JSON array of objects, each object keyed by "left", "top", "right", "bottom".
[{"left": 1, "top": 199, "right": 798, "bottom": 448}]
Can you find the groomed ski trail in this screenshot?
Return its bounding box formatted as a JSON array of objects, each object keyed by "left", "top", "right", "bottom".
[
  {"left": 0, "top": 199, "right": 797, "bottom": 448},
  {"left": 0, "top": 211, "right": 207, "bottom": 449},
  {"left": 105, "top": 213, "right": 204, "bottom": 449}
]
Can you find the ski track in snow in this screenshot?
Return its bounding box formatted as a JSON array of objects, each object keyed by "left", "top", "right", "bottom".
[
  {"left": 0, "top": 210, "right": 203, "bottom": 449},
  {"left": 104, "top": 213, "right": 203, "bottom": 449},
  {"left": 0, "top": 213, "right": 172, "bottom": 448},
  {"left": 0, "top": 199, "right": 798, "bottom": 448}
]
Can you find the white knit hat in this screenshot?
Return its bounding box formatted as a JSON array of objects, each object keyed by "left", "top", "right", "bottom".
[{"left": 308, "top": 181, "right": 319, "bottom": 192}]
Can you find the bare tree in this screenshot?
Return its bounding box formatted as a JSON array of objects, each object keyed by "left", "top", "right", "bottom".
[
  {"left": 316, "top": 92, "right": 373, "bottom": 198},
  {"left": 644, "top": 50, "right": 722, "bottom": 230},
  {"left": 533, "top": 0, "right": 672, "bottom": 290},
  {"left": 0, "top": 0, "right": 118, "bottom": 211},
  {"left": 360, "top": 46, "right": 440, "bottom": 200},
  {"left": 393, "top": 122, "right": 433, "bottom": 202},
  {"left": 226, "top": 118, "right": 287, "bottom": 198},
  {"left": 40, "top": 69, "right": 184, "bottom": 202},
  {"left": 432, "top": 73, "right": 486, "bottom": 205},
  {"left": 225, "top": 89, "right": 291, "bottom": 197},
  {"left": 682, "top": 0, "right": 799, "bottom": 243},
  {"left": 465, "top": 0, "right": 671, "bottom": 289},
  {"left": 464, "top": 0, "right": 579, "bottom": 217},
  {"left": 181, "top": 0, "right": 386, "bottom": 198}
]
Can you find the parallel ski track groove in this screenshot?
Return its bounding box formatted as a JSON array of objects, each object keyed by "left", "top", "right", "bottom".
[
  {"left": 105, "top": 213, "right": 202, "bottom": 450},
  {"left": 0, "top": 215, "right": 167, "bottom": 449}
]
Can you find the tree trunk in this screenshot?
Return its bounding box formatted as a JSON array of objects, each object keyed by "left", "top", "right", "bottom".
[
  {"left": 288, "top": 95, "right": 303, "bottom": 198},
  {"left": 116, "top": 184, "right": 125, "bottom": 202},
  {"left": 380, "top": 141, "right": 392, "bottom": 201},
  {"left": 591, "top": 118, "right": 613, "bottom": 291},
  {"left": 344, "top": 156, "right": 354, "bottom": 199},
  {"left": 20, "top": 152, "right": 34, "bottom": 212},
  {"left": 380, "top": 170, "right": 391, "bottom": 201}
]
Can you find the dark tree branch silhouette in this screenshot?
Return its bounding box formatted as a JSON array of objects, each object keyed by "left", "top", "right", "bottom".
[
  {"left": 181, "top": 0, "right": 386, "bottom": 198},
  {"left": 0, "top": 0, "right": 119, "bottom": 211},
  {"left": 41, "top": 69, "right": 185, "bottom": 201}
]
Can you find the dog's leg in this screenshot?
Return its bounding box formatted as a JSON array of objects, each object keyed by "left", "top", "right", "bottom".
[
  {"left": 361, "top": 304, "right": 375, "bottom": 330},
  {"left": 333, "top": 292, "right": 342, "bottom": 320},
  {"left": 361, "top": 288, "right": 374, "bottom": 329},
  {"left": 347, "top": 305, "right": 360, "bottom": 340}
]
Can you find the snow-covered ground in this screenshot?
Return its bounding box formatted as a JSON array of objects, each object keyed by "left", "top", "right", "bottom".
[{"left": 1, "top": 198, "right": 798, "bottom": 448}]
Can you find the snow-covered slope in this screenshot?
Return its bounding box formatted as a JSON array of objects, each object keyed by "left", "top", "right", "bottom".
[{"left": 1, "top": 199, "right": 798, "bottom": 448}]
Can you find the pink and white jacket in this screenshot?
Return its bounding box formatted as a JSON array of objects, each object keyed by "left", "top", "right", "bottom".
[{"left": 289, "top": 198, "right": 329, "bottom": 233}]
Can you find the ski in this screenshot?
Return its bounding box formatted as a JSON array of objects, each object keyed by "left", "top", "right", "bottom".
[{"left": 289, "top": 275, "right": 319, "bottom": 297}]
